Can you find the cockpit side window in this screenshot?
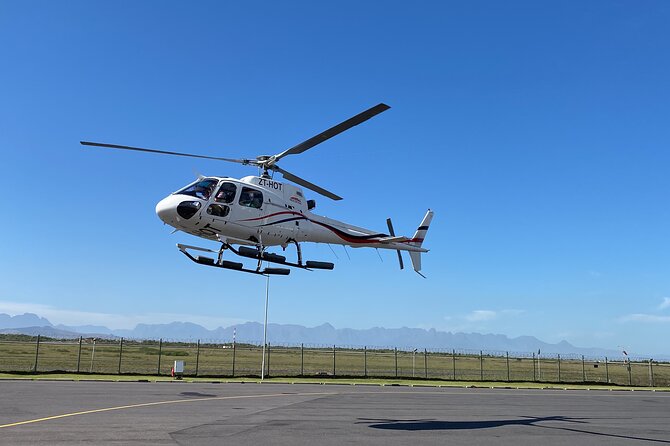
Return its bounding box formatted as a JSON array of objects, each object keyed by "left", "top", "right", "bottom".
[
  {"left": 239, "top": 187, "right": 263, "bottom": 209},
  {"left": 215, "top": 182, "right": 237, "bottom": 204},
  {"left": 176, "top": 179, "right": 218, "bottom": 200}
]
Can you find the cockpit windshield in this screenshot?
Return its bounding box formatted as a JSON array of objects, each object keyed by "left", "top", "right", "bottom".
[{"left": 175, "top": 178, "right": 218, "bottom": 200}]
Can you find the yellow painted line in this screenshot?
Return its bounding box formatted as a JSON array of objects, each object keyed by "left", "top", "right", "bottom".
[{"left": 0, "top": 392, "right": 335, "bottom": 429}]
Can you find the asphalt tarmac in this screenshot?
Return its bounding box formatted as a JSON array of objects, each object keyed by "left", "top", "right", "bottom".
[{"left": 0, "top": 380, "right": 668, "bottom": 445}]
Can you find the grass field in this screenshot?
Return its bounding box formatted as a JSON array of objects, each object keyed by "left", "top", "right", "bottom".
[{"left": 0, "top": 336, "right": 667, "bottom": 387}]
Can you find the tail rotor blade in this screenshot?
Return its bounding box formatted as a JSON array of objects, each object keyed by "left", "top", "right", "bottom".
[
  {"left": 386, "top": 218, "right": 404, "bottom": 270},
  {"left": 386, "top": 218, "right": 397, "bottom": 236},
  {"left": 395, "top": 251, "right": 405, "bottom": 270}
]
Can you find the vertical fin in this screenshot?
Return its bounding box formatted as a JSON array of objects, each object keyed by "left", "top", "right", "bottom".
[
  {"left": 409, "top": 209, "right": 434, "bottom": 276},
  {"left": 410, "top": 209, "right": 434, "bottom": 247},
  {"left": 409, "top": 251, "right": 423, "bottom": 275}
]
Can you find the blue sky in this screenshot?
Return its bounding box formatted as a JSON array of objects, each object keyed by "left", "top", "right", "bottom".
[{"left": 1, "top": 1, "right": 668, "bottom": 355}]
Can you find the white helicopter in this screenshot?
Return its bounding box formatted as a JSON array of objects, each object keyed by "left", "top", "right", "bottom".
[{"left": 81, "top": 103, "right": 433, "bottom": 277}]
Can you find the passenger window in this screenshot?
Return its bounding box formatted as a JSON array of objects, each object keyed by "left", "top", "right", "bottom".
[
  {"left": 206, "top": 204, "right": 230, "bottom": 217},
  {"left": 239, "top": 187, "right": 263, "bottom": 209},
  {"left": 215, "top": 182, "right": 237, "bottom": 204}
]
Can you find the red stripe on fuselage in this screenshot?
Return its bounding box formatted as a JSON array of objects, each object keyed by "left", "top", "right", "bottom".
[
  {"left": 239, "top": 211, "right": 304, "bottom": 222},
  {"left": 239, "top": 211, "right": 396, "bottom": 245}
]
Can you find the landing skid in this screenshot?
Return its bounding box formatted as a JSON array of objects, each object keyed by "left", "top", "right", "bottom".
[
  {"left": 177, "top": 244, "right": 290, "bottom": 276},
  {"left": 176, "top": 242, "right": 335, "bottom": 275}
]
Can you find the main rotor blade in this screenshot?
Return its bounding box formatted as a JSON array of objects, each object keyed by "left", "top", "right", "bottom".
[
  {"left": 80, "top": 141, "right": 250, "bottom": 164},
  {"left": 273, "top": 103, "right": 390, "bottom": 162},
  {"left": 272, "top": 165, "right": 342, "bottom": 201}
]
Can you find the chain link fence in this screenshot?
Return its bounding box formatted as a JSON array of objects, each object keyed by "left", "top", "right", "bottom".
[{"left": 0, "top": 335, "right": 667, "bottom": 387}]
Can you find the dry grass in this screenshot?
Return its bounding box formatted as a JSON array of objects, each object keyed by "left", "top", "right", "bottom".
[{"left": 1, "top": 338, "right": 667, "bottom": 387}]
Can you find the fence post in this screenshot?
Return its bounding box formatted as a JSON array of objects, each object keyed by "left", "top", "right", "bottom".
[
  {"left": 533, "top": 352, "right": 536, "bottom": 382},
  {"left": 364, "top": 346, "right": 367, "bottom": 377},
  {"left": 332, "top": 345, "right": 336, "bottom": 376},
  {"left": 605, "top": 357, "right": 609, "bottom": 383},
  {"left": 506, "top": 352, "right": 510, "bottom": 382},
  {"left": 649, "top": 359, "right": 654, "bottom": 387},
  {"left": 117, "top": 338, "right": 123, "bottom": 374},
  {"left": 76, "top": 336, "right": 83, "bottom": 373},
  {"left": 232, "top": 340, "right": 236, "bottom": 377},
  {"left": 424, "top": 349, "right": 428, "bottom": 379},
  {"left": 301, "top": 343, "right": 304, "bottom": 376},
  {"left": 33, "top": 334, "right": 41, "bottom": 373},
  {"left": 157, "top": 339, "right": 163, "bottom": 375},
  {"left": 558, "top": 354, "right": 561, "bottom": 382},
  {"left": 581, "top": 355, "right": 585, "bottom": 382},
  {"left": 89, "top": 339, "right": 96, "bottom": 373},
  {"left": 394, "top": 348, "right": 398, "bottom": 378},
  {"left": 195, "top": 340, "right": 200, "bottom": 376},
  {"left": 479, "top": 351, "right": 483, "bottom": 381},
  {"left": 452, "top": 349, "right": 456, "bottom": 380}
]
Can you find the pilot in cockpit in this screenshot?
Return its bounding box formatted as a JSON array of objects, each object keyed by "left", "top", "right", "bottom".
[{"left": 197, "top": 181, "right": 216, "bottom": 200}]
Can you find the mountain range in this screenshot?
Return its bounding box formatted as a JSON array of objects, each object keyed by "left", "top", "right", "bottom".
[{"left": 0, "top": 312, "right": 633, "bottom": 359}]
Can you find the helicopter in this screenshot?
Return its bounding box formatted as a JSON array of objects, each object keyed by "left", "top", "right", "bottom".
[{"left": 81, "top": 103, "right": 433, "bottom": 277}]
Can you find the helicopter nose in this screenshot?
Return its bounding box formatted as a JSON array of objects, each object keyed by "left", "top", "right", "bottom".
[{"left": 155, "top": 196, "right": 177, "bottom": 225}]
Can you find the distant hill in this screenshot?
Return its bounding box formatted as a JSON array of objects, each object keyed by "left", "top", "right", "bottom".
[
  {"left": 0, "top": 325, "right": 83, "bottom": 338},
  {"left": 54, "top": 324, "right": 115, "bottom": 335},
  {"left": 0, "top": 313, "right": 50, "bottom": 328},
  {"left": 0, "top": 312, "right": 633, "bottom": 359}
]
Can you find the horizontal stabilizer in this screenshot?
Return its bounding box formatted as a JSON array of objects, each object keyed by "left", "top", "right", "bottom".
[{"left": 378, "top": 236, "right": 409, "bottom": 243}]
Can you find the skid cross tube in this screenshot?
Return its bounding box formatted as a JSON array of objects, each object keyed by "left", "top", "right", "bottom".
[{"left": 225, "top": 244, "right": 323, "bottom": 270}]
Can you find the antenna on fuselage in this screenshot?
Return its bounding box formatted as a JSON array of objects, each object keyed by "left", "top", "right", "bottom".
[
  {"left": 342, "top": 245, "right": 351, "bottom": 260},
  {"left": 327, "top": 244, "right": 339, "bottom": 259}
]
